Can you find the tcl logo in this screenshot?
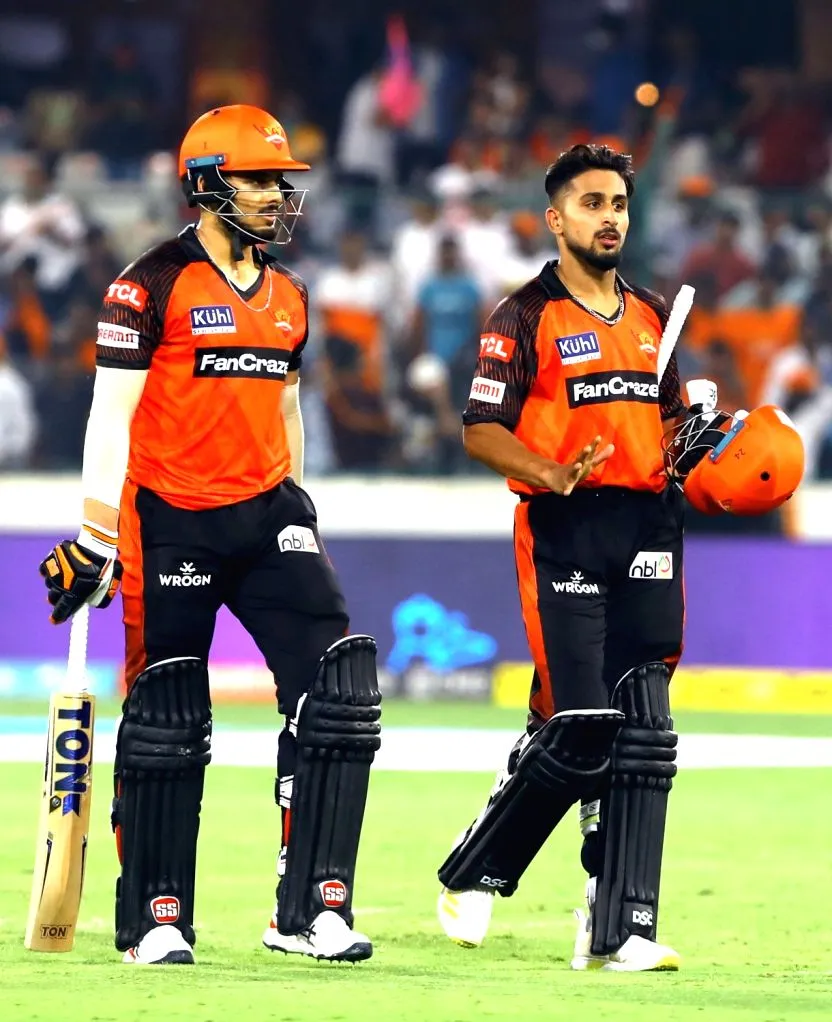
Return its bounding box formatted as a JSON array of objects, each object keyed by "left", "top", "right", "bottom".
[
  {"left": 105, "top": 279, "right": 148, "bottom": 312},
  {"left": 318, "top": 880, "right": 348, "bottom": 908},
  {"left": 479, "top": 334, "right": 516, "bottom": 363},
  {"left": 150, "top": 896, "right": 180, "bottom": 924}
]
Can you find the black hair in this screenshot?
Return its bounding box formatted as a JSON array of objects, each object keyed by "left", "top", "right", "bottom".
[{"left": 544, "top": 144, "right": 634, "bottom": 202}]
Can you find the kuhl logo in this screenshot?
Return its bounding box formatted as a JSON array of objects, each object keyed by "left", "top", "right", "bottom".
[
  {"left": 319, "top": 880, "right": 348, "bottom": 908},
  {"left": 159, "top": 562, "right": 212, "bottom": 587},
  {"left": 53, "top": 702, "right": 93, "bottom": 816},
  {"left": 194, "top": 347, "right": 291, "bottom": 380},
  {"left": 568, "top": 370, "right": 659, "bottom": 408},
  {"left": 552, "top": 570, "right": 600, "bottom": 595},
  {"left": 189, "top": 305, "right": 237, "bottom": 335},
  {"left": 556, "top": 331, "right": 602, "bottom": 366}
]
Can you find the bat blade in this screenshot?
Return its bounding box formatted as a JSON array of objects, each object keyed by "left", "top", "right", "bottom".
[{"left": 24, "top": 692, "right": 95, "bottom": 952}]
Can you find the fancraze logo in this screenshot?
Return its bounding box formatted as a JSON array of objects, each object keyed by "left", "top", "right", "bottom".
[
  {"left": 567, "top": 370, "right": 659, "bottom": 408},
  {"left": 193, "top": 347, "right": 291, "bottom": 379}
]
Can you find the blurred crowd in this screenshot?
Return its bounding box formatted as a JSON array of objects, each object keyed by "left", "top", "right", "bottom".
[{"left": 2, "top": 8, "right": 832, "bottom": 482}]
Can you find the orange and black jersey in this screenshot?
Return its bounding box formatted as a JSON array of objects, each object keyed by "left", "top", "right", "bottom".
[
  {"left": 463, "top": 260, "right": 683, "bottom": 495},
  {"left": 95, "top": 226, "right": 308, "bottom": 510}
]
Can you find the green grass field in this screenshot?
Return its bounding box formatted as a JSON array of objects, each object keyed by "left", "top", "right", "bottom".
[{"left": 1, "top": 702, "right": 830, "bottom": 1021}]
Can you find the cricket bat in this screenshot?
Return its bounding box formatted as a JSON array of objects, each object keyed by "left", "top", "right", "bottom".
[{"left": 24, "top": 605, "right": 95, "bottom": 952}]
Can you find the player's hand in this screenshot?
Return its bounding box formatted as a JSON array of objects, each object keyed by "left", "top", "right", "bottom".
[
  {"left": 536, "top": 437, "right": 615, "bottom": 496},
  {"left": 39, "top": 540, "right": 123, "bottom": 624}
]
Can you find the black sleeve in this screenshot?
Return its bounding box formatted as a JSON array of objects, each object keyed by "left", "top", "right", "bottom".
[
  {"left": 461, "top": 293, "right": 540, "bottom": 431},
  {"left": 281, "top": 266, "right": 309, "bottom": 371},
  {"left": 95, "top": 244, "right": 184, "bottom": 369}
]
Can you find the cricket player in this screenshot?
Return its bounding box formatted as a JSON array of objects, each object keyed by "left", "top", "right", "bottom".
[
  {"left": 38, "top": 105, "right": 381, "bottom": 965},
  {"left": 435, "top": 143, "right": 805, "bottom": 971},
  {"left": 436, "top": 143, "right": 686, "bottom": 972}
]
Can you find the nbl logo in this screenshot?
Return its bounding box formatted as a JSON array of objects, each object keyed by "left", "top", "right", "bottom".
[{"left": 628, "top": 551, "right": 673, "bottom": 580}]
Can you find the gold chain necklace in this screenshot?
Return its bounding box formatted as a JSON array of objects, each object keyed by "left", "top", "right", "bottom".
[{"left": 557, "top": 269, "right": 624, "bottom": 325}]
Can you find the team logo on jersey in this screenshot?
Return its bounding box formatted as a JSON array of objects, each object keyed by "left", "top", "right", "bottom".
[
  {"left": 190, "top": 305, "right": 237, "bottom": 335},
  {"left": 637, "top": 331, "right": 657, "bottom": 354},
  {"left": 272, "top": 307, "right": 293, "bottom": 332},
  {"left": 194, "top": 347, "right": 291, "bottom": 379},
  {"left": 97, "top": 322, "right": 140, "bottom": 349},
  {"left": 567, "top": 370, "right": 659, "bottom": 408},
  {"left": 479, "top": 334, "right": 516, "bottom": 362},
  {"left": 555, "top": 331, "right": 602, "bottom": 365},
  {"left": 104, "top": 279, "right": 148, "bottom": 312},
  {"left": 469, "top": 377, "right": 505, "bottom": 404}
]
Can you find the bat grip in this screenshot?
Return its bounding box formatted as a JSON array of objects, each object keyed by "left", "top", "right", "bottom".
[{"left": 66, "top": 604, "right": 90, "bottom": 693}]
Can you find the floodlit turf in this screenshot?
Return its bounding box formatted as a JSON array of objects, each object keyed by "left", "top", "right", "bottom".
[{"left": 1, "top": 748, "right": 830, "bottom": 1020}]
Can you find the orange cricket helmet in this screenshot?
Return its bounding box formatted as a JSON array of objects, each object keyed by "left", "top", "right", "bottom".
[
  {"left": 178, "top": 104, "right": 310, "bottom": 178},
  {"left": 664, "top": 405, "right": 805, "bottom": 516}
]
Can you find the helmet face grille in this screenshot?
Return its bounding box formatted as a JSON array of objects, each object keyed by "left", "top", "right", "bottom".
[
  {"left": 662, "top": 409, "right": 734, "bottom": 485},
  {"left": 183, "top": 165, "right": 307, "bottom": 245}
]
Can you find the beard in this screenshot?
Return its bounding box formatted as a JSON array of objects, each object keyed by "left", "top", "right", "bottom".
[{"left": 561, "top": 232, "right": 623, "bottom": 271}]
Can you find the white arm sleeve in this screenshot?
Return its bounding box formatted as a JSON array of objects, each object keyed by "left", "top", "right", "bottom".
[
  {"left": 282, "top": 379, "right": 304, "bottom": 487},
  {"left": 81, "top": 366, "right": 148, "bottom": 512}
]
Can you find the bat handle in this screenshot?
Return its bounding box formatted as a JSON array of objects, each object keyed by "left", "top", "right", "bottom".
[{"left": 66, "top": 604, "right": 90, "bottom": 693}]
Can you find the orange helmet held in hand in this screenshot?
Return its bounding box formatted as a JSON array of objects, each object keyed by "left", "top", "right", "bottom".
[
  {"left": 664, "top": 405, "right": 805, "bottom": 516},
  {"left": 179, "top": 104, "right": 310, "bottom": 246}
]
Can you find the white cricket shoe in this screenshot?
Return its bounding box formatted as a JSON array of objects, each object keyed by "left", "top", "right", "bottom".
[
  {"left": 437, "top": 886, "right": 494, "bottom": 948},
  {"left": 263, "top": 909, "right": 372, "bottom": 962},
  {"left": 601, "top": 933, "right": 681, "bottom": 972},
  {"left": 570, "top": 880, "right": 680, "bottom": 972},
  {"left": 122, "top": 924, "right": 195, "bottom": 965}
]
